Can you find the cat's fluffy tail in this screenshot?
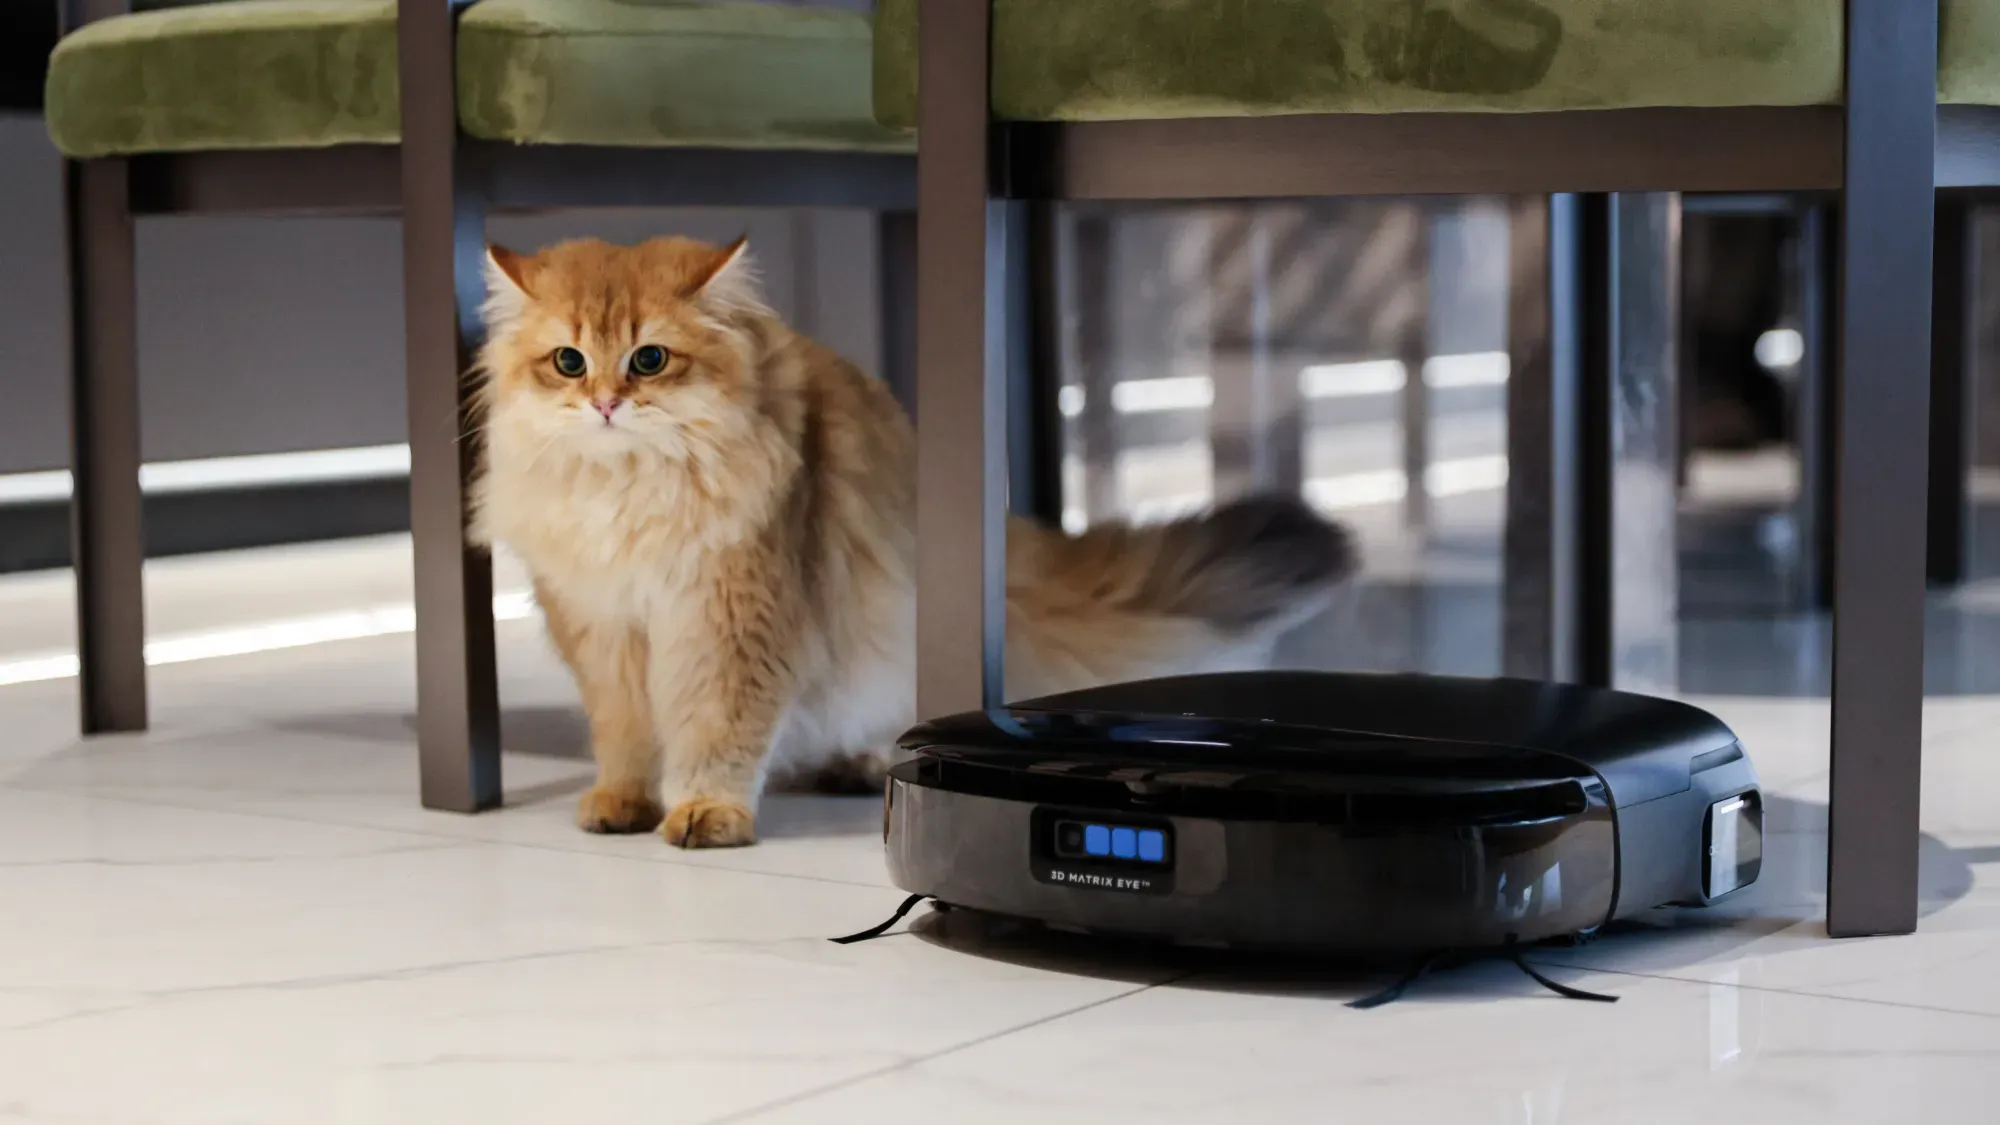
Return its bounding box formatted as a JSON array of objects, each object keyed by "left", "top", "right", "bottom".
[{"left": 1004, "top": 495, "right": 1358, "bottom": 698}]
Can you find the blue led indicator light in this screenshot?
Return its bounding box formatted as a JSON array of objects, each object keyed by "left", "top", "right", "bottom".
[
  {"left": 1111, "top": 827, "right": 1138, "bottom": 859},
  {"left": 1138, "top": 830, "right": 1165, "bottom": 862},
  {"left": 1083, "top": 825, "right": 1111, "bottom": 856}
]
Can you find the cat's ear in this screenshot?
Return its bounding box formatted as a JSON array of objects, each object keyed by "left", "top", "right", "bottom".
[
  {"left": 687, "top": 235, "right": 762, "bottom": 311},
  {"left": 482, "top": 244, "right": 533, "bottom": 329}
]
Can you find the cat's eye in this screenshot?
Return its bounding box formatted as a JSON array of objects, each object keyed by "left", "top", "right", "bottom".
[
  {"left": 551, "top": 347, "right": 587, "bottom": 377},
  {"left": 628, "top": 345, "right": 669, "bottom": 377}
]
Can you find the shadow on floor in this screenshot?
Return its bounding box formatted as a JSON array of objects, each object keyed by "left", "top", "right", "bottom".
[
  {"left": 277, "top": 706, "right": 591, "bottom": 760},
  {"left": 268, "top": 705, "right": 889, "bottom": 840}
]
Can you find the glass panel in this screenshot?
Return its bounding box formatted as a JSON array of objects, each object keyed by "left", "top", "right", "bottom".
[
  {"left": 1973, "top": 209, "right": 2000, "bottom": 585},
  {"left": 1051, "top": 199, "right": 1512, "bottom": 677},
  {"left": 1608, "top": 193, "right": 1682, "bottom": 694}
]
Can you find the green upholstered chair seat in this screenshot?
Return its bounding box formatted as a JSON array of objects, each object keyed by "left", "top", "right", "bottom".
[
  {"left": 876, "top": 0, "right": 2000, "bottom": 127},
  {"left": 872, "top": 0, "right": 1851, "bottom": 127},
  {"left": 1944, "top": 1, "right": 2000, "bottom": 105},
  {"left": 45, "top": 0, "right": 910, "bottom": 158},
  {"left": 45, "top": 1, "right": 399, "bottom": 157},
  {"left": 43, "top": 0, "right": 2000, "bottom": 158},
  {"left": 458, "top": 0, "right": 909, "bottom": 150}
]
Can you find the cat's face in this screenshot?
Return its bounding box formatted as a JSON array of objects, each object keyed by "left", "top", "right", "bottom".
[{"left": 477, "top": 236, "right": 767, "bottom": 463}]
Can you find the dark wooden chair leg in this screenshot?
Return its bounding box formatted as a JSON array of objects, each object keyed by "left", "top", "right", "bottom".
[
  {"left": 400, "top": 0, "right": 500, "bottom": 812},
  {"left": 1825, "top": 0, "right": 1936, "bottom": 938},
  {"left": 914, "top": 0, "right": 1007, "bottom": 715},
  {"left": 65, "top": 156, "right": 147, "bottom": 734},
  {"left": 1793, "top": 203, "right": 1838, "bottom": 613},
  {"left": 1576, "top": 192, "right": 1616, "bottom": 689},
  {"left": 1929, "top": 195, "right": 1973, "bottom": 588}
]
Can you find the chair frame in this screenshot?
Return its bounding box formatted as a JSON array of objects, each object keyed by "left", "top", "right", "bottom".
[
  {"left": 913, "top": 0, "right": 1983, "bottom": 937},
  {"left": 58, "top": 0, "right": 916, "bottom": 812}
]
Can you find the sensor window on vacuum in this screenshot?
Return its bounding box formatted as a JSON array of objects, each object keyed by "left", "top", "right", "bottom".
[{"left": 1059, "top": 819, "right": 1169, "bottom": 865}]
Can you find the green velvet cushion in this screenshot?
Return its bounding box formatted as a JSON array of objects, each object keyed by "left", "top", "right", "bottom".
[
  {"left": 45, "top": 0, "right": 399, "bottom": 158},
  {"left": 1943, "top": 1, "right": 2000, "bottom": 106},
  {"left": 46, "top": 0, "right": 908, "bottom": 158},
  {"left": 873, "top": 0, "right": 1851, "bottom": 127},
  {"left": 458, "top": 0, "right": 910, "bottom": 150}
]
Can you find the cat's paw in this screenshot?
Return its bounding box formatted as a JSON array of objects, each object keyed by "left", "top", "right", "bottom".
[
  {"left": 663, "top": 798, "right": 757, "bottom": 848},
  {"left": 576, "top": 784, "right": 665, "bottom": 834}
]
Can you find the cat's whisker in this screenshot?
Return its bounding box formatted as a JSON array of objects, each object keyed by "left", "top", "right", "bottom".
[{"left": 516, "top": 428, "right": 570, "bottom": 473}]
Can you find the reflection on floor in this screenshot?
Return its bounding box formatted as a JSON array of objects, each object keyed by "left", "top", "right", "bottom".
[{"left": 1, "top": 504, "right": 1998, "bottom": 1120}]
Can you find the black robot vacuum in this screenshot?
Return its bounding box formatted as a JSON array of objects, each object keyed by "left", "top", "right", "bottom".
[{"left": 879, "top": 672, "right": 1762, "bottom": 956}]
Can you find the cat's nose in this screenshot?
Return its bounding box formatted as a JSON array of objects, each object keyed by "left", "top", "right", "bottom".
[{"left": 591, "top": 397, "right": 622, "bottom": 421}]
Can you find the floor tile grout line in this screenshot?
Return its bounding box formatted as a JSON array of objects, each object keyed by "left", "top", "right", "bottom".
[
  {"left": 1, "top": 930, "right": 858, "bottom": 1036},
  {"left": 1523, "top": 957, "right": 2000, "bottom": 1021},
  {"left": 702, "top": 973, "right": 1194, "bottom": 1125},
  {"left": 0, "top": 780, "right": 899, "bottom": 895}
]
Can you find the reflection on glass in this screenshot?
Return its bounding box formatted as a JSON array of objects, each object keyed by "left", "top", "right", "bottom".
[
  {"left": 1051, "top": 200, "right": 1512, "bottom": 677},
  {"left": 1974, "top": 211, "right": 2000, "bottom": 584}
]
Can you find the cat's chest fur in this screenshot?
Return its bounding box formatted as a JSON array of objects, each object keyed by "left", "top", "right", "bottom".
[{"left": 480, "top": 454, "right": 764, "bottom": 624}]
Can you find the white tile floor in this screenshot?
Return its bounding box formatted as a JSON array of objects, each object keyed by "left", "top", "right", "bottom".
[{"left": 2, "top": 548, "right": 1998, "bottom": 1122}]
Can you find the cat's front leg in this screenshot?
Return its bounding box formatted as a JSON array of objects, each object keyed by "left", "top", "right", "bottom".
[
  {"left": 538, "top": 584, "right": 663, "bottom": 834},
  {"left": 647, "top": 558, "right": 799, "bottom": 848}
]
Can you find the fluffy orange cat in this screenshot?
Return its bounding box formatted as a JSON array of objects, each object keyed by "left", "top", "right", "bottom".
[{"left": 472, "top": 236, "right": 1355, "bottom": 848}]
